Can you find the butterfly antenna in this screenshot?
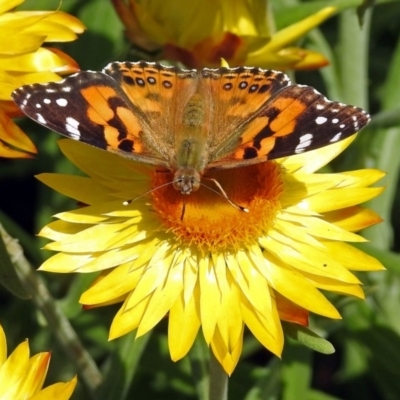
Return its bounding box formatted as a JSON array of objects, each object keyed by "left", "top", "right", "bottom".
[
  {"left": 122, "top": 180, "right": 175, "bottom": 206},
  {"left": 201, "top": 178, "right": 249, "bottom": 213}
]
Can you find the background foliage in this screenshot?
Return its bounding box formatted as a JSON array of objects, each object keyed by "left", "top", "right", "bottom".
[{"left": 1, "top": 0, "right": 400, "bottom": 399}]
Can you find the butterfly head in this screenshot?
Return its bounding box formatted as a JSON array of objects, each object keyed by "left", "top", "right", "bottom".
[{"left": 173, "top": 167, "right": 201, "bottom": 194}]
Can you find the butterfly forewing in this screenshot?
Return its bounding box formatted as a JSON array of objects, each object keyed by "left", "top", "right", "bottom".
[
  {"left": 12, "top": 70, "right": 173, "bottom": 166},
  {"left": 104, "top": 61, "right": 199, "bottom": 158}
]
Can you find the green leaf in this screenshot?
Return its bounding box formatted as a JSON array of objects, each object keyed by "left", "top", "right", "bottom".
[
  {"left": 282, "top": 342, "right": 312, "bottom": 400},
  {"left": 282, "top": 322, "right": 335, "bottom": 354}
]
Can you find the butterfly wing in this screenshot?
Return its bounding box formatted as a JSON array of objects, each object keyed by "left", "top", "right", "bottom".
[
  {"left": 198, "top": 66, "right": 291, "bottom": 163},
  {"left": 103, "top": 61, "right": 199, "bottom": 161},
  {"left": 202, "top": 70, "right": 370, "bottom": 169},
  {"left": 12, "top": 62, "right": 198, "bottom": 168}
]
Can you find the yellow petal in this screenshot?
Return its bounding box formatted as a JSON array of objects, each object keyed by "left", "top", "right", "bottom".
[
  {"left": 260, "top": 252, "right": 341, "bottom": 319},
  {"left": 0, "top": 47, "right": 71, "bottom": 72},
  {"left": 263, "top": 7, "right": 336, "bottom": 51},
  {"left": 280, "top": 213, "right": 366, "bottom": 242},
  {"left": 216, "top": 276, "right": 243, "bottom": 353},
  {"left": 39, "top": 252, "right": 94, "bottom": 273},
  {"left": 324, "top": 206, "right": 383, "bottom": 232},
  {"left": 280, "top": 136, "right": 356, "bottom": 174},
  {"left": 0, "top": 325, "right": 6, "bottom": 365},
  {"left": 232, "top": 250, "right": 272, "bottom": 316},
  {"left": 0, "top": 12, "right": 85, "bottom": 40},
  {"left": 80, "top": 263, "right": 140, "bottom": 305},
  {"left": 304, "top": 273, "right": 365, "bottom": 298},
  {"left": 137, "top": 258, "right": 184, "bottom": 336},
  {"left": 109, "top": 294, "right": 150, "bottom": 339},
  {"left": 0, "top": 341, "right": 30, "bottom": 397},
  {"left": 263, "top": 232, "right": 361, "bottom": 284},
  {"left": 36, "top": 174, "right": 116, "bottom": 205},
  {"left": 199, "top": 255, "right": 220, "bottom": 344},
  {"left": 319, "top": 241, "right": 385, "bottom": 272},
  {"left": 241, "top": 290, "right": 283, "bottom": 357},
  {"left": 169, "top": 289, "right": 201, "bottom": 360},
  {"left": 0, "top": 0, "right": 24, "bottom": 15},
  {"left": 210, "top": 325, "right": 243, "bottom": 375},
  {"left": 0, "top": 70, "right": 62, "bottom": 99},
  {"left": 14, "top": 352, "right": 50, "bottom": 398},
  {"left": 301, "top": 187, "right": 384, "bottom": 213},
  {"left": 0, "top": 109, "right": 36, "bottom": 157},
  {"left": 29, "top": 376, "right": 77, "bottom": 400},
  {"left": 0, "top": 33, "right": 45, "bottom": 54}
]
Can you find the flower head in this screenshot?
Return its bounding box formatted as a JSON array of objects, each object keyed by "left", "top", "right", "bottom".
[
  {"left": 0, "top": 0, "right": 85, "bottom": 157},
  {"left": 112, "top": 0, "right": 333, "bottom": 70},
  {"left": 0, "top": 324, "right": 76, "bottom": 399},
  {"left": 38, "top": 137, "right": 384, "bottom": 375}
]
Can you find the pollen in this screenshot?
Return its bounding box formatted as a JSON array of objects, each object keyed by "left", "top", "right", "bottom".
[{"left": 151, "top": 162, "right": 284, "bottom": 252}]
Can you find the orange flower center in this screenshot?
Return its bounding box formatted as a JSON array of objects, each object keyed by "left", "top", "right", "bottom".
[{"left": 151, "top": 162, "right": 284, "bottom": 252}]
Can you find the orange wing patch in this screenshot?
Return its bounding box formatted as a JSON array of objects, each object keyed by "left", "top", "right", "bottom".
[{"left": 80, "top": 85, "right": 144, "bottom": 154}]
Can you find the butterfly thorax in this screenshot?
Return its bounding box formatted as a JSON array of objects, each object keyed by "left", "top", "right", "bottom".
[{"left": 173, "top": 94, "right": 208, "bottom": 194}]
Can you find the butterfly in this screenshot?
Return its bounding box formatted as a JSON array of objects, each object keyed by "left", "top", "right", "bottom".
[{"left": 12, "top": 61, "right": 370, "bottom": 196}]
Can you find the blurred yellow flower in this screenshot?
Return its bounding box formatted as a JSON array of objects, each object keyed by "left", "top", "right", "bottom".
[
  {"left": 0, "top": 0, "right": 85, "bottom": 158},
  {"left": 112, "top": 0, "right": 334, "bottom": 69},
  {"left": 37, "top": 137, "right": 384, "bottom": 375},
  {"left": 0, "top": 324, "right": 76, "bottom": 399}
]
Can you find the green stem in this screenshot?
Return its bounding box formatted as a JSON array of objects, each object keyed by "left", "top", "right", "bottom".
[
  {"left": 3, "top": 227, "right": 102, "bottom": 397},
  {"left": 209, "top": 350, "right": 228, "bottom": 400}
]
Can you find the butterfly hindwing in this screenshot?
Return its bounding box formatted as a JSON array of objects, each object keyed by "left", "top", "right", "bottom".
[
  {"left": 199, "top": 66, "right": 291, "bottom": 159},
  {"left": 208, "top": 85, "right": 370, "bottom": 168}
]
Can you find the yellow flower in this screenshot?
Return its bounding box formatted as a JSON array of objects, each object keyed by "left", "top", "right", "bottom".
[
  {"left": 0, "top": 0, "right": 85, "bottom": 158},
  {"left": 0, "top": 324, "right": 76, "bottom": 399},
  {"left": 112, "top": 0, "right": 333, "bottom": 69},
  {"left": 37, "top": 136, "right": 384, "bottom": 375}
]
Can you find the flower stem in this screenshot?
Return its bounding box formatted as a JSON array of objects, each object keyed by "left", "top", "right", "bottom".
[
  {"left": 2, "top": 226, "right": 102, "bottom": 397},
  {"left": 209, "top": 349, "right": 228, "bottom": 400}
]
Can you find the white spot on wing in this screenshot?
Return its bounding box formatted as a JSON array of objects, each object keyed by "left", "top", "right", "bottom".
[
  {"left": 56, "top": 98, "right": 68, "bottom": 107},
  {"left": 330, "top": 132, "right": 342, "bottom": 142},
  {"left": 36, "top": 113, "right": 46, "bottom": 124},
  {"left": 295, "top": 133, "right": 313, "bottom": 153},
  {"left": 65, "top": 117, "right": 80, "bottom": 139},
  {"left": 43, "top": 98, "right": 51, "bottom": 104},
  {"left": 315, "top": 116, "right": 327, "bottom": 125},
  {"left": 332, "top": 118, "right": 339, "bottom": 124}
]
